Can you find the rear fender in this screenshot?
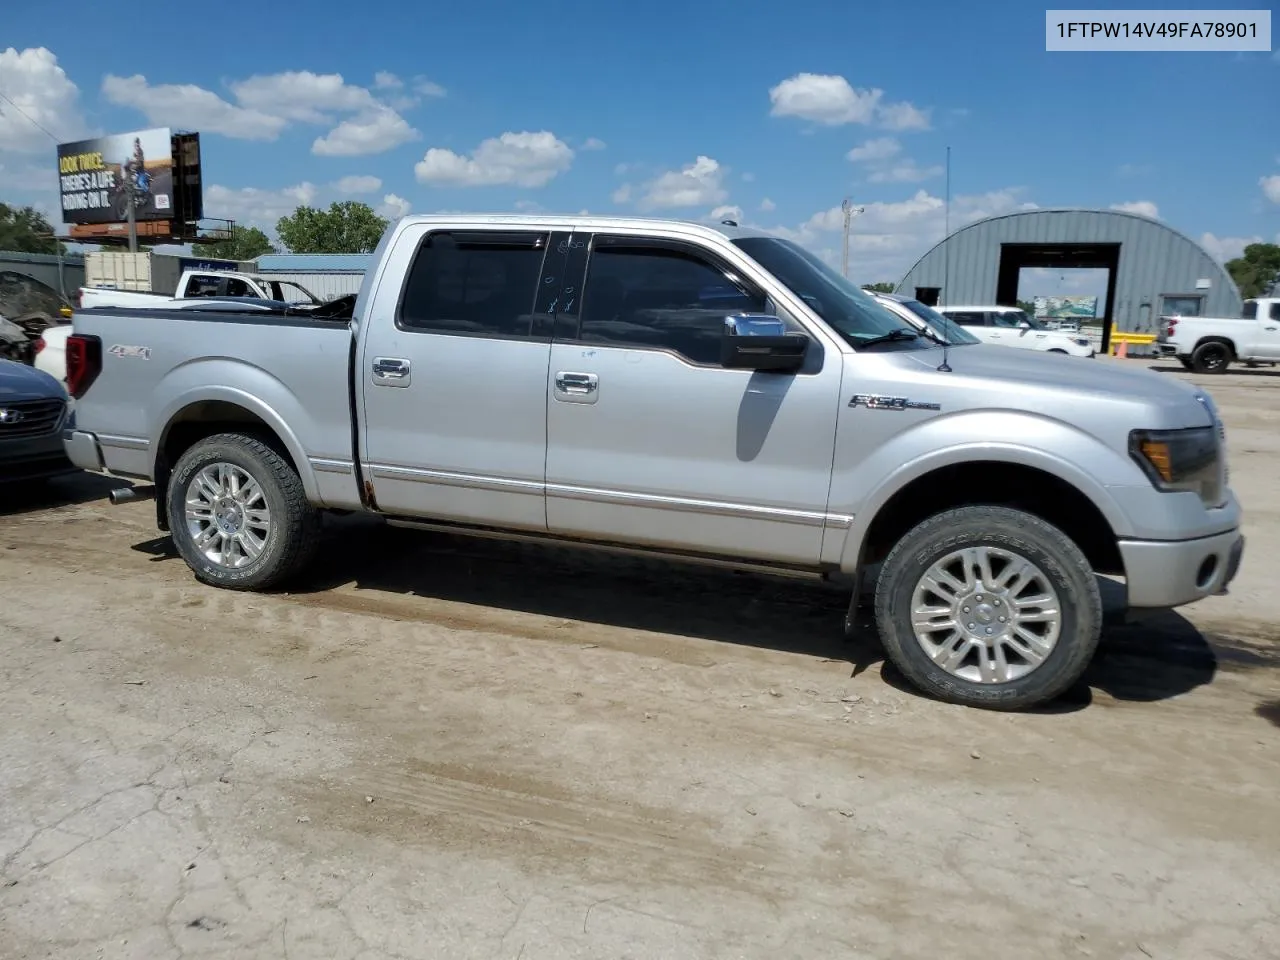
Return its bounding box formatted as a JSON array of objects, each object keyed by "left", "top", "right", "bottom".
[{"left": 150, "top": 365, "right": 319, "bottom": 502}]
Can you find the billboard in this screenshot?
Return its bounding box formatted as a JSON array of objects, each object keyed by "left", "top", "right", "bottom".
[
  {"left": 1033, "top": 295, "right": 1098, "bottom": 319},
  {"left": 57, "top": 127, "right": 175, "bottom": 226}
]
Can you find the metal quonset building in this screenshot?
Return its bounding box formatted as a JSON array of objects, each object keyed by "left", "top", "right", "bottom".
[
  {"left": 897, "top": 208, "right": 1242, "bottom": 352},
  {"left": 253, "top": 253, "right": 372, "bottom": 301}
]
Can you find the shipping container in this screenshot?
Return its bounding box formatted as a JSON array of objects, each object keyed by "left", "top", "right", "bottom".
[{"left": 85, "top": 251, "right": 151, "bottom": 291}]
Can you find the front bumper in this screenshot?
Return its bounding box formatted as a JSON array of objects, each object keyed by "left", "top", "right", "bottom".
[
  {"left": 0, "top": 431, "right": 77, "bottom": 482},
  {"left": 1119, "top": 528, "right": 1245, "bottom": 611}
]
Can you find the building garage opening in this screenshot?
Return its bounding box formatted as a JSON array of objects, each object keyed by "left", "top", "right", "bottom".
[
  {"left": 995, "top": 243, "right": 1120, "bottom": 353},
  {"left": 1016, "top": 267, "right": 1111, "bottom": 345}
]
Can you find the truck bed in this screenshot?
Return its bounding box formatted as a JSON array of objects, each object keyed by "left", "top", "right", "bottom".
[{"left": 68, "top": 305, "right": 360, "bottom": 507}]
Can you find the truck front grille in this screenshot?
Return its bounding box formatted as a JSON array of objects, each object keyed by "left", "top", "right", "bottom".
[{"left": 0, "top": 398, "right": 67, "bottom": 439}]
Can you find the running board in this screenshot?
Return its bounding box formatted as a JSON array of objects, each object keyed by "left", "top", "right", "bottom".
[{"left": 384, "top": 516, "right": 831, "bottom": 582}]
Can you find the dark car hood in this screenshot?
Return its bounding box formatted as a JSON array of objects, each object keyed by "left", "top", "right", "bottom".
[{"left": 0, "top": 358, "right": 63, "bottom": 399}]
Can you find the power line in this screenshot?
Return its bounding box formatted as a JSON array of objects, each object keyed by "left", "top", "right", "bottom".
[{"left": 0, "top": 89, "right": 61, "bottom": 143}]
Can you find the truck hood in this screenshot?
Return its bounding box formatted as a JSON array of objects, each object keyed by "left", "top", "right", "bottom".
[
  {"left": 892, "top": 343, "right": 1215, "bottom": 429},
  {"left": 0, "top": 357, "right": 63, "bottom": 398}
]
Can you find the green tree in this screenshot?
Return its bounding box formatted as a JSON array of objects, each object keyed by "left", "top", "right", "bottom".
[
  {"left": 276, "top": 201, "right": 388, "bottom": 254},
  {"left": 203, "top": 225, "right": 276, "bottom": 261},
  {"left": 1017, "top": 299, "right": 1038, "bottom": 317},
  {"left": 1225, "top": 242, "right": 1280, "bottom": 299},
  {"left": 0, "top": 202, "right": 60, "bottom": 254},
  {"left": 861, "top": 282, "right": 896, "bottom": 293}
]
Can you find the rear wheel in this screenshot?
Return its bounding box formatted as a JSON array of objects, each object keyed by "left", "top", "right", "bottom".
[
  {"left": 1189, "top": 340, "right": 1232, "bottom": 374},
  {"left": 873, "top": 505, "right": 1102, "bottom": 710},
  {"left": 166, "top": 432, "right": 320, "bottom": 591}
]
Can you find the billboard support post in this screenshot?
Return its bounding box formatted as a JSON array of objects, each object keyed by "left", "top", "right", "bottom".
[{"left": 126, "top": 189, "right": 137, "bottom": 252}]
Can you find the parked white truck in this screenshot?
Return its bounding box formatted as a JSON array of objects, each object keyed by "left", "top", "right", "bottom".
[
  {"left": 76, "top": 269, "right": 321, "bottom": 311},
  {"left": 1155, "top": 297, "right": 1280, "bottom": 373}
]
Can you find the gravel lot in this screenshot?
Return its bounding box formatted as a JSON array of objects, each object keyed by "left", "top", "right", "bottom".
[{"left": 2, "top": 359, "right": 1278, "bottom": 960}]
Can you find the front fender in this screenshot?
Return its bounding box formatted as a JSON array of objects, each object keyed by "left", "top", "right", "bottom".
[
  {"left": 150, "top": 362, "right": 320, "bottom": 502},
  {"left": 828, "top": 410, "right": 1145, "bottom": 570}
]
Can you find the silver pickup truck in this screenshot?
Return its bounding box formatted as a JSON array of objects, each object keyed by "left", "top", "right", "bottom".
[{"left": 61, "top": 214, "right": 1244, "bottom": 710}]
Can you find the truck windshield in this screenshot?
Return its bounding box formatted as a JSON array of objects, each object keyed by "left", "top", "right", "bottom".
[{"left": 732, "top": 237, "right": 927, "bottom": 349}]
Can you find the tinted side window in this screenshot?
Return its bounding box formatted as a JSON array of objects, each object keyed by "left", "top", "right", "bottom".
[
  {"left": 399, "top": 231, "right": 548, "bottom": 338},
  {"left": 1242, "top": 301, "right": 1257, "bottom": 319},
  {"left": 948, "top": 312, "right": 985, "bottom": 326},
  {"left": 224, "top": 277, "right": 250, "bottom": 297},
  {"left": 1270, "top": 302, "right": 1280, "bottom": 321},
  {"left": 574, "top": 243, "right": 765, "bottom": 365},
  {"left": 185, "top": 275, "right": 219, "bottom": 297}
]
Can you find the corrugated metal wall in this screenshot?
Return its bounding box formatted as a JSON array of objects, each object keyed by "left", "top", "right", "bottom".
[
  {"left": 256, "top": 271, "right": 366, "bottom": 300},
  {"left": 897, "top": 209, "right": 1242, "bottom": 334},
  {"left": 0, "top": 250, "right": 86, "bottom": 301}
]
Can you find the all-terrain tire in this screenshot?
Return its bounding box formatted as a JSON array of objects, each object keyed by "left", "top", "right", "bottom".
[
  {"left": 1189, "top": 340, "right": 1232, "bottom": 374},
  {"left": 166, "top": 432, "right": 321, "bottom": 591},
  {"left": 873, "top": 505, "right": 1102, "bottom": 711}
]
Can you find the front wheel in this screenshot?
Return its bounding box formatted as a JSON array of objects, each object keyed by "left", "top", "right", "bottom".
[
  {"left": 873, "top": 505, "right": 1102, "bottom": 710},
  {"left": 166, "top": 432, "right": 321, "bottom": 591}
]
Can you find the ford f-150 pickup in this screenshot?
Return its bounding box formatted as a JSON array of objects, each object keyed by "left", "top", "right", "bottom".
[
  {"left": 59, "top": 214, "right": 1245, "bottom": 710},
  {"left": 1155, "top": 297, "right": 1280, "bottom": 373}
]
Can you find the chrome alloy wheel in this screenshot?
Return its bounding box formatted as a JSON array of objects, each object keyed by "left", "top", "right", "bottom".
[
  {"left": 184, "top": 462, "right": 272, "bottom": 569},
  {"left": 909, "top": 546, "right": 1062, "bottom": 684}
]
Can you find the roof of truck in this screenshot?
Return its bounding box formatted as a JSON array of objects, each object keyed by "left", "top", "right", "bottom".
[{"left": 394, "top": 213, "right": 774, "bottom": 242}]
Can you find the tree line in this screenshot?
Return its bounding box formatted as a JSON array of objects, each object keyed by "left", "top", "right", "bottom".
[{"left": 3, "top": 198, "right": 1279, "bottom": 299}]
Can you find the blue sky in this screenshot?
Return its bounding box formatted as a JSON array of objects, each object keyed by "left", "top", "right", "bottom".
[{"left": 2, "top": 0, "right": 1277, "bottom": 294}]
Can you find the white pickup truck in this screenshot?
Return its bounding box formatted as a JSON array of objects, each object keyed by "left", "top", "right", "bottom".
[
  {"left": 76, "top": 269, "right": 321, "bottom": 311},
  {"left": 1155, "top": 297, "right": 1280, "bottom": 373}
]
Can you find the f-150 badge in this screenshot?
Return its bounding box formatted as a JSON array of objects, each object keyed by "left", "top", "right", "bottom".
[{"left": 848, "top": 394, "right": 940, "bottom": 411}]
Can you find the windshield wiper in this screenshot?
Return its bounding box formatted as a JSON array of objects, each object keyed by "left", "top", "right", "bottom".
[{"left": 857, "top": 328, "right": 921, "bottom": 349}]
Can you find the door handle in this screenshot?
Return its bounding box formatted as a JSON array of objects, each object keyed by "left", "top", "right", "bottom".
[
  {"left": 555, "top": 372, "right": 598, "bottom": 393},
  {"left": 372, "top": 357, "right": 411, "bottom": 387}
]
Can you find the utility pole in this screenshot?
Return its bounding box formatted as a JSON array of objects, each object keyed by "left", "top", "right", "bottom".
[
  {"left": 126, "top": 175, "right": 138, "bottom": 253},
  {"left": 840, "top": 198, "right": 864, "bottom": 279}
]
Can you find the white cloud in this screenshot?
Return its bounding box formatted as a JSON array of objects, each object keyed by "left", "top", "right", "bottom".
[
  {"left": 877, "top": 102, "right": 931, "bottom": 132},
  {"left": 374, "top": 71, "right": 403, "bottom": 90},
  {"left": 760, "top": 197, "right": 776, "bottom": 212},
  {"left": 708, "top": 204, "right": 744, "bottom": 224},
  {"left": 582, "top": 137, "right": 607, "bottom": 150},
  {"left": 333, "top": 174, "right": 382, "bottom": 194},
  {"left": 378, "top": 193, "right": 411, "bottom": 218},
  {"left": 204, "top": 182, "right": 318, "bottom": 230},
  {"left": 769, "top": 72, "right": 881, "bottom": 125},
  {"left": 101, "top": 67, "right": 417, "bottom": 149},
  {"left": 230, "top": 70, "right": 376, "bottom": 123},
  {"left": 102, "top": 74, "right": 287, "bottom": 140},
  {"left": 1110, "top": 200, "right": 1160, "bottom": 219},
  {"left": 741, "top": 172, "right": 756, "bottom": 182},
  {"left": 768, "top": 72, "right": 930, "bottom": 130},
  {"left": 763, "top": 187, "right": 1034, "bottom": 283},
  {"left": 0, "top": 46, "right": 85, "bottom": 152},
  {"left": 847, "top": 137, "right": 901, "bottom": 162},
  {"left": 636, "top": 155, "right": 728, "bottom": 211},
  {"left": 312, "top": 106, "right": 419, "bottom": 156},
  {"left": 414, "top": 130, "right": 574, "bottom": 187},
  {"left": 868, "top": 160, "right": 943, "bottom": 184},
  {"left": 1261, "top": 174, "right": 1280, "bottom": 205},
  {"left": 1116, "top": 162, "right": 1154, "bottom": 178},
  {"left": 1199, "top": 232, "right": 1263, "bottom": 263},
  {"left": 414, "top": 77, "right": 447, "bottom": 98},
  {"left": 0, "top": 162, "right": 55, "bottom": 192},
  {"left": 611, "top": 183, "right": 633, "bottom": 204}
]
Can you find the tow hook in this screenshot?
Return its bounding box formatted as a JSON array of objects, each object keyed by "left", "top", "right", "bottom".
[{"left": 108, "top": 484, "right": 156, "bottom": 505}]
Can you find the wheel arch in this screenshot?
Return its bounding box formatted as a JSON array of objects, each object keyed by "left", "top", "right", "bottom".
[
  {"left": 839, "top": 448, "right": 1129, "bottom": 578},
  {"left": 152, "top": 388, "right": 317, "bottom": 529}
]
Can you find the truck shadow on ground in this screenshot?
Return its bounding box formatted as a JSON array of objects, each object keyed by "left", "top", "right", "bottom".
[
  {"left": 1144, "top": 361, "right": 1280, "bottom": 379},
  {"left": 142, "top": 514, "right": 1252, "bottom": 714},
  {"left": 0, "top": 471, "right": 122, "bottom": 517}
]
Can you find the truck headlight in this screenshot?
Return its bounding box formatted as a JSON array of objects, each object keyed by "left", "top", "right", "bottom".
[{"left": 1129, "top": 426, "right": 1223, "bottom": 505}]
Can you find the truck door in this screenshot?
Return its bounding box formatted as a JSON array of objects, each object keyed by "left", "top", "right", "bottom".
[
  {"left": 357, "top": 225, "right": 566, "bottom": 531},
  {"left": 1254, "top": 300, "right": 1280, "bottom": 359},
  {"left": 542, "top": 233, "right": 843, "bottom": 565}
]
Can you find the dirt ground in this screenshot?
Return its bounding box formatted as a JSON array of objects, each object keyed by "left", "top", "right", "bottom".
[{"left": 2, "top": 359, "right": 1278, "bottom": 960}]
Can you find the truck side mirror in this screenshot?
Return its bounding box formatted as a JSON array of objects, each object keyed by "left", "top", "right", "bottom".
[{"left": 720, "top": 314, "right": 809, "bottom": 372}]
